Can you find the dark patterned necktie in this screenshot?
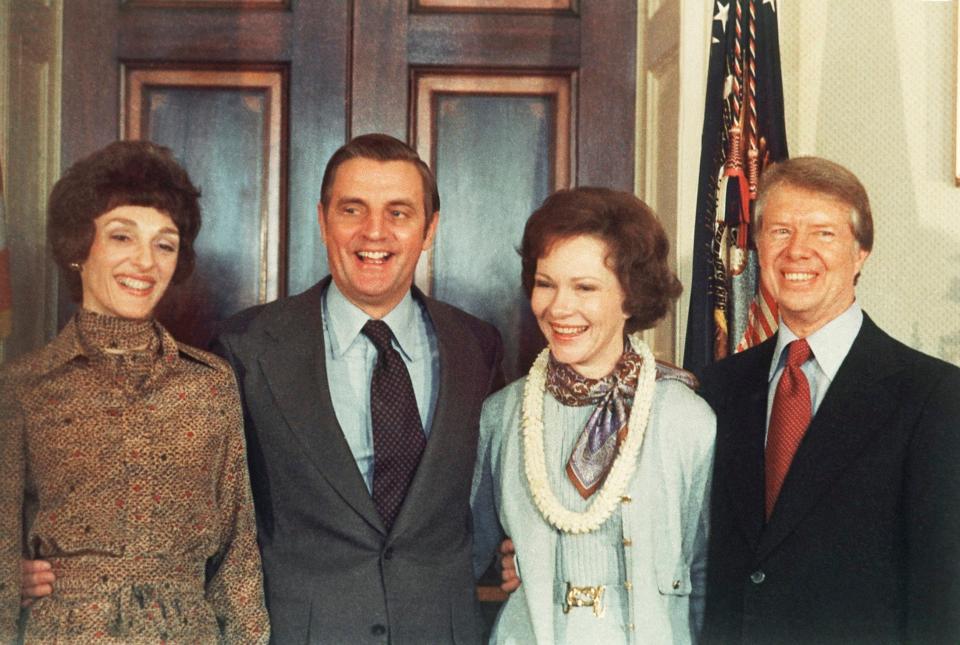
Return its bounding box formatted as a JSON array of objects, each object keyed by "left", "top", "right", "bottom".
[
  {"left": 765, "top": 339, "right": 812, "bottom": 519},
  {"left": 362, "top": 319, "right": 426, "bottom": 530}
]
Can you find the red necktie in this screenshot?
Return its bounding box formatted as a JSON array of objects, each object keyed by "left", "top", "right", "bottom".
[
  {"left": 765, "top": 338, "right": 812, "bottom": 519},
  {"left": 362, "top": 320, "right": 427, "bottom": 530}
]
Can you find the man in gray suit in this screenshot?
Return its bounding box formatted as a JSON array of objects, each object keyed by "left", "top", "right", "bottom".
[
  {"left": 215, "top": 134, "right": 503, "bottom": 643},
  {"left": 22, "top": 134, "right": 504, "bottom": 644}
]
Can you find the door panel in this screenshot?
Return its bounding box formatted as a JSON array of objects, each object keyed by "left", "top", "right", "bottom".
[
  {"left": 414, "top": 72, "right": 573, "bottom": 380},
  {"left": 60, "top": 0, "right": 347, "bottom": 332},
  {"left": 124, "top": 66, "right": 287, "bottom": 346},
  {"left": 431, "top": 94, "right": 552, "bottom": 381}
]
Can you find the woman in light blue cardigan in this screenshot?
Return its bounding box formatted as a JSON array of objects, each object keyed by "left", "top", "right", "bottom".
[{"left": 472, "top": 188, "right": 716, "bottom": 644}]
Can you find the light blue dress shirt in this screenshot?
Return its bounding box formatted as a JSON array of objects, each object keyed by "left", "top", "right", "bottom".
[
  {"left": 766, "top": 301, "right": 864, "bottom": 438},
  {"left": 321, "top": 281, "right": 440, "bottom": 492}
]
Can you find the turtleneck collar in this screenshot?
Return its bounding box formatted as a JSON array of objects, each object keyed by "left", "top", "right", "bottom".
[{"left": 75, "top": 309, "right": 161, "bottom": 355}]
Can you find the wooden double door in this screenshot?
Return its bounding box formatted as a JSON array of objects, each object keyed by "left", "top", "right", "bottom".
[{"left": 62, "top": 0, "right": 637, "bottom": 381}]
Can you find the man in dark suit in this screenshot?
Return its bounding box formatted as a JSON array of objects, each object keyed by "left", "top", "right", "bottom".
[
  {"left": 21, "top": 134, "right": 503, "bottom": 643},
  {"left": 698, "top": 156, "right": 960, "bottom": 644},
  {"left": 214, "top": 134, "right": 503, "bottom": 643}
]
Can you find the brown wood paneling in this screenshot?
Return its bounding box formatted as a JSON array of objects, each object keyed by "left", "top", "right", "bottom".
[
  {"left": 351, "top": 2, "right": 408, "bottom": 139},
  {"left": 407, "top": 13, "right": 580, "bottom": 67},
  {"left": 415, "top": 0, "right": 573, "bottom": 13},
  {"left": 58, "top": 2, "right": 121, "bottom": 326},
  {"left": 118, "top": 10, "right": 292, "bottom": 61},
  {"left": 286, "top": 1, "right": 350, "bottom": 291},
  {"left": 578, "top": 1, "right": 636, "bottom": 189},
  {"left": 61, "top": 2, "right": 121, "bottom": 171},
  {"left": 124, "top": 0, "right": 288, "bottom": 9},
  {"left": 353, "top": 1, "right": 635, "bottom": 189}
]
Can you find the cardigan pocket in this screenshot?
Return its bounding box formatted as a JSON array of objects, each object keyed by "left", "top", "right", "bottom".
[{"left": 655, "top": 558, "right": 692, "bottom": 596}]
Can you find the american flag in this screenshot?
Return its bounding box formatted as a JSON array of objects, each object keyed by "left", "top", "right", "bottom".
[{"left": 683, "top": 0, "right": 788, "bottom": 375}]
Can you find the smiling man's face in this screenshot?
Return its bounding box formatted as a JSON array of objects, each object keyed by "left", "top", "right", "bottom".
[
  {"left": 319, "top": 157, "right": 439, "bottom": 319},
  {"left": 757, "top": 183, "right": 869, "bottom": 337}
]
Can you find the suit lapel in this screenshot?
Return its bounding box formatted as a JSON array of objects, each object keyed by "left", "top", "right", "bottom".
[
  {"left": 758, "top": 316, "right": 904, "bottom": 558},
  {"left": 389, "top": 293, "right": 480, "bottom": 536},
  {"left": 720, "top": 342, "right": 772, "bottom": 554},
  {"left": 257, "top": 279, "right": 385, "bottom": 534}
]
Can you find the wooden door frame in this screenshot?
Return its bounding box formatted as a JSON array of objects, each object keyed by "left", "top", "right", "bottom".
[
  {"left": 58, "top": 0, "right": 351, "bottom": 324},
  {"left": 351, "top": 2, "right": 636, "bottom": 190}
]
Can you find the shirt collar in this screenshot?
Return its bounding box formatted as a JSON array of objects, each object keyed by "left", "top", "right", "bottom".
[
  {"left": 769, "top": 301, "right": 863, "bottom": 383},
  {"left": 41, "top": 317, "right": 87, "bottom": 371},
  {"left": 324, "top": 280, "right": 420, "bottom": 361},
  {"left": 36, "top": 313, "right": 196, "bottom": 375}
]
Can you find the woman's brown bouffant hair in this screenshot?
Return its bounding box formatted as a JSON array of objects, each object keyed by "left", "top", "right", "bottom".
[
  {"left": 48, "top": 140, "right": 202, "bottom": 302},
  {"left": 521, "top": 187, "right": 682, "bottom": 333}
]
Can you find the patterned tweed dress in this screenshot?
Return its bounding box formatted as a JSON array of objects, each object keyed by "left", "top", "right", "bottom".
[{"left": 0, "top": 310, "right": 269, "bottom": 644}]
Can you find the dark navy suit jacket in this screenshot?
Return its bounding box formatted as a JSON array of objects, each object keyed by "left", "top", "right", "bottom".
[{"left": 699, "top": 314, "right": 960, "bottom": 644}]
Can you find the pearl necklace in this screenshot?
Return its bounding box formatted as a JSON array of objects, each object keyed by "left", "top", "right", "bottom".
[{"left": 521, "top": 332, "right": 655, "bottom": 534}]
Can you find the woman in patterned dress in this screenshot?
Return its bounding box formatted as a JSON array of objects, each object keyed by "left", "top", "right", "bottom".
[
  {"left": 471, "top": 188, "right": 716, "bottom": 644},
  {"left": 0, "top": 141, "right": 269, "bottom": 644}
]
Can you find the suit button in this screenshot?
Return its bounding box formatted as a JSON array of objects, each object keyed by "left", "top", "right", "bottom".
[
  {"left": 750, "top": 570, "right": 765, "bottom": 584},
  {"left": 371, "top": 624, "right": 387, "bottom": 636},
  {"left": 383, "top": 547, "right": 394, "bottom": 560}
]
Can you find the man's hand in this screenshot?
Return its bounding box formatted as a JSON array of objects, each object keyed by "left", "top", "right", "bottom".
[
  {"left": 21, "top": 559, "right": 55, "bottom": 607},
  {"left": 498, "top": 538, "right": 521, "bottom": 593}
]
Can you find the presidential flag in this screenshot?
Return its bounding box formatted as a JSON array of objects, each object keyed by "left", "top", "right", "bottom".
[
  {"left": 683, "top": 0, "right": 788, "bottom": 375},
  {"left": 0, "top": 159, "right": 11, "bottom": 339}
]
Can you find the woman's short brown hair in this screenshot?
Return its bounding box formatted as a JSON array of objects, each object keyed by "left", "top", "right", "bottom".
[
  {"left": 48, "top": 140, "right": 202, "bottom": 302},
  {"left": 520, "top": 187, "right": 682, "bottom": 333}
]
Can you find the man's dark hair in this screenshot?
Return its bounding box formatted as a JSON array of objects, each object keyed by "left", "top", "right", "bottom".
[{"left": 319, "top": 133, "right": 439, "bottom": 227}]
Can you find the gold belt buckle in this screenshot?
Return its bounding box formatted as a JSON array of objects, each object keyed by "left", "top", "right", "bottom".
[{"left": 562, "top": 582, "right": 605, "bottom": 618}]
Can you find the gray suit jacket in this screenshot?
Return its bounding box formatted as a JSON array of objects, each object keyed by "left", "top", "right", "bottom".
[{"left": 214, "top": 277, "right": 504, "bottom": 645}]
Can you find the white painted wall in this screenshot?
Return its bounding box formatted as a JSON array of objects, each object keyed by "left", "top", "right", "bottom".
[{"left": 777, "top": 0, "right": 960, "bottom": 364}]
